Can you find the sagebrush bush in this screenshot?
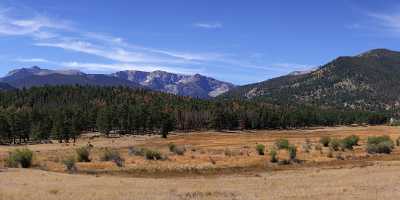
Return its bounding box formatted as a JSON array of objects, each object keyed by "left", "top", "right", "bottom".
[
  {"left": 6, "top": 148, "right": 33, "bottom": 168},
  {"left": 63, "top": 156, "right": 76, "bottom": 172},
  {"left": 76, "top": 146, "right": 91, "bottom": 162},
  {"left": 302, "top": 139, "right": 312, "bottom": 153},
  {"left": 396, "top": 137, "right": 400, "bottom": 146},
  {"left": 275, "top": 139, "right": 289, "bottom": 150},
  {"left": 128, "top": 146, "right": 145, "bottom": 156},
  {"left": 101, "top": 148, "right": 124, "bottom": 167},
  {"left": 172, "top": 146, "right": 186, "bottom": 156},
  {"left": 269, "top": 148, "right": 278, "bottom": 163},
  {"left": 168, "top": 143, "right": 177, "bottom": 152},
  {"left": 340, "top": 135, "right": 359, "bottom": 150},
  {"left": 145, "top": 149, "right": 162, "bottom": 160},
  {"left": 256, "top": 144, "right": 265, "bottom": 155},
  {"left": 288, "top": 145, "right": 297, "bottom": 160},
  {"left": 367, "top": 136, "right": 394, "bottom": 154},
  {"left": 329, "top": 138, "right": 340, "bottom": 151},
  {"left": 319, "top": 136, "right": 331, "bottom": 147}
]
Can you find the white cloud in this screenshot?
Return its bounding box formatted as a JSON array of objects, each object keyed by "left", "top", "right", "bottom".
[
  {"left": 0, "top": 8, "right": 71, "bottom": 39},
  {"left": 60, "top": 61, "right": 205, "bottom": 75},
  {"left": 16, "top": 58, "right": 50, "bottom": 63},
  {"left": 35, "top": 40, "right": 194, "bottom": 64},
  {"left": 367, "top": 12, "right": 400, "bottom": 33},
  {"left": 0, "top": 4, "right": 309, "bottom": 80},
  {"left": 193, "top": 22, "right": 222, "bottom": 29}
]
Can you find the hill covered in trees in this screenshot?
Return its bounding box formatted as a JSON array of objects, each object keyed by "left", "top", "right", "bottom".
[
  {"left": 0, "top": 83, "right": 14, "bottom": 91},
  {"left": 221, "top": 49, "right": 400, "bottom": 113},
  {"left": 0, "top": 86, "right": 387, "bottom": 144}
]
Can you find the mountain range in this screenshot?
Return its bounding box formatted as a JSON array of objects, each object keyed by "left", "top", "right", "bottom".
[
  {"left": 2, "top": 48, "right": 400, "bottom": 111},
  {"left": 0, "top": 66, "right": 234, "bottom": 98},
  {"left": 221, "top": 48, "right": 400, "bottom": 112}
]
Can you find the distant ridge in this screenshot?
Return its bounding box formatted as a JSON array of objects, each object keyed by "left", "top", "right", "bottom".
[{"left": 0, "top": 66, "right": 234, "bottom": 98}]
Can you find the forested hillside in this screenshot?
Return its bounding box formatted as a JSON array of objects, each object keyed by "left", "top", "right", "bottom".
[
  {"left": 0, "top": 86, "right": 387, "bottom": 144},
  {"left": 221, "top": 49, "right": 400, "bottom": 113}
]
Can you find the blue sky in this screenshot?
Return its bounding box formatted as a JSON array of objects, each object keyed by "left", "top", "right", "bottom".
[{"left": 0, "top": 0, "right": 400, "bottom": 84}]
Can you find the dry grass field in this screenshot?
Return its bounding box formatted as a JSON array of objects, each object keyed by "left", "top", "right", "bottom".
[{"left": 1, "top": 125, "right": 400, "bottom": 199}]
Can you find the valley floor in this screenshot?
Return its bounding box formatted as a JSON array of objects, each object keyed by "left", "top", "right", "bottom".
[
  {"left": 1, "top": 162, "right": 400, "bottom": 200},
  {"left": 1, "top": 126, "right": 400, "bottom": 199}
]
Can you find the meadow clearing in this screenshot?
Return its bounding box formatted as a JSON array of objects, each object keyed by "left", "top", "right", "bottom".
[{"left": 1, "top": 125, "right": 400, "bottom": 199}]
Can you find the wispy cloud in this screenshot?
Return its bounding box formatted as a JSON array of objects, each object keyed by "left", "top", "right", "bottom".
[
  {"left": 61, "top": 61, "right": 204, "bottom": 74},
  {"left": 1, "top": 3, "right": 311, "bottom": 83},
  {"left": 367, "top": 12, "right": 400, "bottom": 33},
  {"left": 0, "top": 7, "right": 71, "bottom": 39},
  {"left": 193, "top": 22, "right": 222, "bottom": 29},
  {"left": 16, "top": 58, "right": 50, "bottom": 63}
]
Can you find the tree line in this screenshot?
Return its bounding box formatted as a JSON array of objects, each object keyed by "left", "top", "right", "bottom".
[{"left": 0, "top": 85, "right": 389, "bottom": 144}]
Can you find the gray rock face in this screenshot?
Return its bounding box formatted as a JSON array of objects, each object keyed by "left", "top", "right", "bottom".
[
  {"left": 112, "top": 70, "right": 235, "bottom": 98},
  {"left": 1, "top": 66, "right": 235, "bottom": 98}
]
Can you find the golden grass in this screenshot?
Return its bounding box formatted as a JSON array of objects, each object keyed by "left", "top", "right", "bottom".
[
  {"left": 1, "top": 126, "right": 400, "bottom": 176},
  {"left": 2, "top": 162, "right": 400, "bottom": 200}
]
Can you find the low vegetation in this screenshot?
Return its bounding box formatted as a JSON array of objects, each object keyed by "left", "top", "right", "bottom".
[
  {"left": 269, "top": 148, "right": 278, "bottom": 163},
  {"left": 320, "top": 136, "right": 331, "bottom": 147},
  {"left": 144, "top": 149, "right": 163, "bottom": 160},
  {"left": 5, "top": 148, "right": 33, "bottom": 168},
  {"left": 256, "top": 144, "right": 265, "bottom": 155},
  {"left": 76, "top": 146, "right": 91, "bottom": 162},
  {"left": 63, "top": 156, "right": 77, "bottom": 172},
  {"left": 288, "top": 145, "right": 297, "bottom": 160},
  {"left": 302, "top": 139, "right": 312, "bottom": 153},
  {"left": 367, "top": 136, "right": 394, "bottom": 154},
  {"left": 128, "top": 146, "right": 145, "bottom": 156},
  {"left": 275, "top": 139, "right": 289, "bottom": 150},
  {"left": 100, "top": 148, "right": 124, "bottom": 167},
  {"left": 329, "top": 138, "right": 341, "bottom": 151},
  {"left": 340, "top": 135, "right": 360, "bottom": 150},
  {"left": 168, "top": 143, "right": 185, "bottom": 155}
]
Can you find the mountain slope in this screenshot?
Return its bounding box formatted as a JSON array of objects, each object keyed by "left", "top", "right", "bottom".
[
  {"left": 113, "top": 70, "right": 235, "bottom": 98},
  {"left": 1, "top": 66, "right": 234, "bottom": 98},
  {"left": 0, "top": 82, "right": 14, "bottom": 90},
  {"left": 221, "top": 48, "right": 400, "bottom": 111},
  {"left": 1, "top": 66, "right": 142, "bottom": 89}
]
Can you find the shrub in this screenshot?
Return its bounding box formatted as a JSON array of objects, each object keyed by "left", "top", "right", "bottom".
[
  {"left": 168, "top": 143, "right": 185, "bottom": 155},
  {"left": 275, "top": 139, "right": 289, "bottom": 150},
  {"left": 63, "top": 156, "right": 76, "bottom": 172},
  {"left": 329, "top": 138, "right": 340, "bottom": 151},
  {"left": 76, "top": 146, "right": 91, "bottom": 162},
  {"left": 101, "top": 148, "right": 124, "bottom": 167},
  {"left": 367, "top": 136, "right": 394, "bottom": 154},
  {"left": 347, "top": 135, "right": 360, "bottom": 146},
  {"left": 128, "top": 146, "right": 145, "bottom": 156},
  {"left": 269, "top": 148, "right": 278, "bottom": 163},
  {"left": 302, "top": 139, "right": 312, "bottom": 153},
  {"left": 319, "top": 136, "right": 331, "bottom": 147},
  {"left": 6, "top": 148, "right": 33, "bottom": 168},
  {"left": 172, "top": 146, "right": 186, "bottom": 156},
  {"left": 145, "top": 149, "right": 162, "bottom": 160},
  {"left": 288, "top": 145, "right": 297, "bottom": 160},
  {"left": 224, "top": 148, "right": 233, "bottom": 157},
  {"left": 168, "top": 143, "right": 177, "bottom": 152},
  {"left": 256, "top": 144, "right": 265, "bottom": 155},
  {"left": 340, "top": 135, "right": 360, "bottom": 150},
  {"left": 396, "top": 137, "right": 400, "bottom": 146}
]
